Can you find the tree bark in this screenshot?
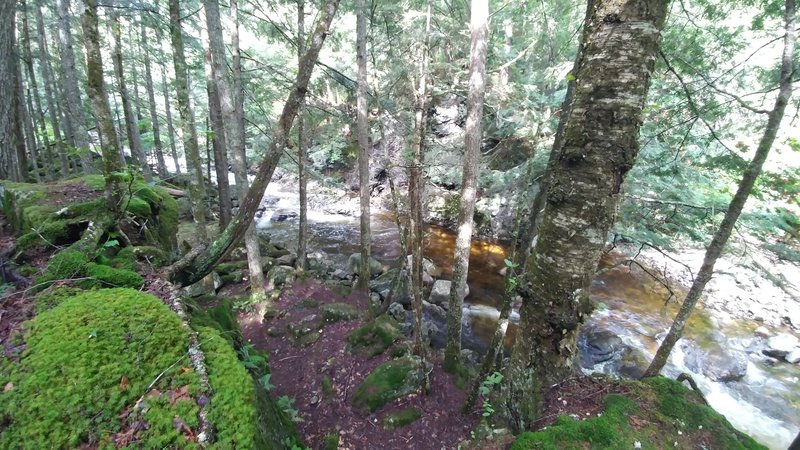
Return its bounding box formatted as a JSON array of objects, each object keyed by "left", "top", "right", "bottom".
[
  {"left": 502, "top": 0, "right": 670, "bottom": 432},
  {"left": 409, "top": 0, "right": 433, "bottom": 360},
  {"left": 0, "top": 0, "right": 14, "bottom": 179},
  {"left": 34, "top": 0, "right": 70, "bottom": 178},
  {"left": 20, "top": 66, "right": 42, "bottom": 182},
  {"left": 20, "top": 0, "right": 53, "bottom": 180},
  {"left": 643, "top": 0, "right": 796, "bottom": 378},
  {"left": 12, "top": 51, "right": 30, "bottom": 182},
  {"left": 57, "top": 0, "right": 94, "bottom": 174},
  {"left": 201, "top": 25, "right": 232, "bottom": 228},
  {"left": 111, "top": 13, "right": 151, "bottom": 182},
  {"left": 170, "top": 0, "right": 208, "bottom": 243},
  {"left": 168, "top": 0, "right": 340, "bottom": 287},
  {"left": 443, "top": 0, "right": 489, "bottom": 372},
  {"left": 141, "top": 19, "right": 168, "bottom": 178},
  {"left": 356, "top": 0, "right": 372, "bottom": 292},
  {"left": 162, "top": 62, "right": 182, "bottom": 175},
  {"left": 82, "top": 0, "right": 124, "bottom": 214},
  {"left": 296, "top": 0, "right": 308, "bottom": 272}
]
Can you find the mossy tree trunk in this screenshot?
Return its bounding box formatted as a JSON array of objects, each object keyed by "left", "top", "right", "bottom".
[
  {"left": 168, "top": 0, "right": 340, "bottom": 287},
  {"left": 296, "top": 0, "right": 309, "bottom": 272},
  {"left": 502, "top": 0, "right": 670, "bottom": 432},
  {"left": 111, "top": 12, "right": 151, "bottom": 182},
  {"left": 408, "top": 0, "right": 433, "bottom": 360},
  {"left": 57, "top": 0, "right": 94, "bottom": 175},
  {"left": 82, "top": 0, "right": 124, "bottom": 214},
  {"left": 443, "top": 0, "right": 489, "bottom": 373},
  {"left": 643, "top": 0, "right": 796, "bottom": 378},
  {"left": 34, "top": 1, "right": 69, "bottom": 178},
  {"left": 169, "top": 0, "right": 208, "bottom": 243},
  {"left": 356, "top": 0, "right": 371, "bottom": 292}
]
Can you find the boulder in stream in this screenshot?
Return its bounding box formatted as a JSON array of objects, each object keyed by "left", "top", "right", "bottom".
[
  {"left": 348, "top": 253, "right": 384, "bottom": 277},
  {"left": 429, "top": 279, "right": 469, "bottom": 305},
  {"left": 682, "top": 340, "right": 748, "bottom": 382},
  {"left": 370, "top": 269, "right": 410, "bottom": 306},
  {"left": 762, "top": 333, "right": 799, "bottom": 360},
  {"left": 578, "top": 325, "right": 624, "bottom": 367}
]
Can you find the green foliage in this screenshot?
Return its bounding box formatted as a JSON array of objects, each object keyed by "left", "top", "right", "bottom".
[
  {"left": 17, "top": 220, "right": 69, "bottom": 251},
  {"left": 34, "top": 286, "right": 85, "bottom": 312},
  {"left": 351, "top": 357, "right": 425, "bottom": 413},
  {"left": 45, "top": 250, "right": 90, "bottom": 279},
  {"left": 0, "top": 289, "right": 198, "bottom": 448},
  {"left": 478, "top": 372, "right": 504, "bottom": 418},
  {"left": 277, "top": 395, "right": 304, "bottom": 423},
  {"left": 322, "top": 432, "right": 340, "bottom": 450},
  {"left": 347, "top": 315, "right": 402, "bottom": 357},
  {"left": 382, "top": 407, "right": 422, "bottom": 430}
]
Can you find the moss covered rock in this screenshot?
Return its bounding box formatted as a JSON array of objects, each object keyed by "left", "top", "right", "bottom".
[
  {"left": 509, "top": 377, "right": 767, "bottom": 450},
  {"left": 321, "top": 302, "right": 361, "bottom": 323},
  {"left": 347, "top": 315, "right": 402, "bottom": 357},
  {"left": 382, "top": 407, "right": 422, "bottom": 430},
  {"left": 352, "top": 356, "right": 426, "bottom": 413}
]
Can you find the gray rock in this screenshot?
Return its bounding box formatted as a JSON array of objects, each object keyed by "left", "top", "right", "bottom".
[
  {"left": 348, "top": 253, "right": 384, "bottom": 277},
  {"left": 275, "top": 253, "right": 297, "bottom": 267},
  {"left": 422, "top": 300, "right": 447, "bottom": 324},
  {"left": 617, "top": 348, "right": 650, "bottom": 379},
  {"left": 683, "top": 341, "right": 748, "bottom": 382},
  {"left": 753, "top": 326, "right": 770, "bottom": 339},
  {"left": 578, "top": 325, "right": 624, "bottom": 367},
  {"left": 429, "top": 280, "right": 468, "bottom": 305},
  {"left": 387, "top": 302, "right": 408, "bottom": 322},
  {"left": 421, "top": 320, "right": 441, "bottom": 347},
  {"left": 786, "top": 349, "right": 800, "bottom": 364},
  {"left": 764, "top": 333, "right": 799, "bottom": 358},
  {"left": 370, "top": 269, "right": 410, "bottom": 305},
  {"left": 267, "top": 265, "right": 295, "bottom": 288}
]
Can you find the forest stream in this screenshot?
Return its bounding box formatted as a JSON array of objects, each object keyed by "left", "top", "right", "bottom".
[{"left": 252, "top": 182, "right": 800, "bottom": 450}]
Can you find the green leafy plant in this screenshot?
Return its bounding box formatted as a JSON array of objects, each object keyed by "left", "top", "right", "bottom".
[
  {"left": 259, "top": 373, "right": 275, "bottom": 391},
  {"left": 478, "top": 372, "right": 504, "bottom": 418},
  {"left": 237, "top": 343, "right": 266, "bottom": 370},
  {"left": 277, "top": 395, "right": 303, "bottom": 423}
]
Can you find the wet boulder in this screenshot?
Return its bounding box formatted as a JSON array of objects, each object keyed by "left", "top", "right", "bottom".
[
  {"left": 348, "top": 253, "right": 384, "bottom": 277},
  {"left": 429, "top": 279, "right": 468, "bottom": 305},
  {"left": 617, "top": 347, "right": 650, "bottom": 379},
  {"left": 578, "top": 325, "right": 624, "bottom": 367},
  {"left": 370, "top": 268, "right": 410, "bottom": 306},
  {"left": 406, "top": 255, "right": 442, "bottom": 278},
  {"left": 683, "top": 340, "right": 748, "bottom": 382},
  {"left": 762, "top": 333, "right": 799, "bottom": 360}
]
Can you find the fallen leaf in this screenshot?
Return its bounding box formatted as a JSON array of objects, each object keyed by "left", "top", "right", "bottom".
[
  {"left": 4, "top": 382, "right": 14, "bottom": 392},
  {"left": 119, "top": 376, "right": 130, "bottom": 391},
  {"left": 170, "top": 385, "right": 191, "bottom": 405}
]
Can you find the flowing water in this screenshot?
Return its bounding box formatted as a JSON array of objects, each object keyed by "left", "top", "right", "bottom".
[{"left": 254, "top": 184, "right": 800, "bottom": 449}]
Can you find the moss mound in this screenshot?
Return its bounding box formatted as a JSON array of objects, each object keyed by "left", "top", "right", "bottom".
[
  {"left": 509, "top": 377, "right": 766, "bottom": 450},
  {"left": 382, "top": 407, "right": 422, "bottom": 430},
  {"left": 321, "top": 302, "right": 361, "bottom": 322},
  {"left": 352, "top": 356, "right": 426, "bottom": 413},
  {"left": 347, "top": 315, "right": 402, "bottom": 357},
  {"left": 0, "top": 289, "right": 199, "bottom": 448}
]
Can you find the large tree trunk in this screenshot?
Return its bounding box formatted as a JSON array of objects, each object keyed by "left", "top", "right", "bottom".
[
  {"left": 168, "top": 0, "right": 340, "bottom": 287},
  {"left": 57, "top": 0, "right": 94, "bottom": 174},
  {"left": 12, "top": 52, "right": 30, "bottom": 182},
  {"left": 201, "top": 27, "right": 232, "bottom": 229},
  {"left": 502, "top": 0, "right": 670, "bottom": 432},
  {"left": 34, "top": 1, "right": 69, "bottom": 178},
  {"left": 82, "top": 0, "right": 124, "bottom": 214},
  {"left": 169, "top": 0, "right": 208, "bottom": 243},
  {"left": 643, "top": 0, "right": 796, "bottom": 378},
  {"left": 0, "top": 0, "right": 14, "bottom": 179},
  {"left": 111, "top": 13, "right": 151, "bottom": 182},
  {"left": 141, "top": 20, "right": 168, "bottom": 178},
  {"left": 356, "top": 0, "right": 372, "bottom": 292},
  {"left": 20, "top": 0, "right": 53, "bottom": 180},
  {"left": 443, "top": 0, "right": 489, "bottom": 372},
  {"left": 296, "top": 0, "right": 308, "bottom": 272},
  {"left": 408, "top": 0, "right": 433, "bottom": 359}
]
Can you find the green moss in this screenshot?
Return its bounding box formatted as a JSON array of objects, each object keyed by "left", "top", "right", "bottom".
[
  {"left": 382, "top": 407, "right": 422, "bottom": 430},
  {"left": 323, "top": 432, "right": 340, "bottom": 450},
  {"left": 293, "top": 298, "right": 320, "bottom": 310},
  {"left": 220, "top": 270, "right": 245, "bottom": 286},
  {"left": 0, "top": 289, "right": 199, "bottom": 448},
  {"left": 216, "top": 260, "right": 250, "bottom": 275},
  {"left": 347, "top": 315, "right": 402, "bottom": 357},
  {"left": 196, "top": 326, "right": 259, "bottom": 448},
  {"left": 125, "top": 196, "right": 152, "bottom": 217},
  {"left": 320, "top": 302, "right": 361, "bottom": 322},
  {"left": 352, "top": 356, "right": 425, "bottom": 413},
  {"left": 188, "top": 299, "right": 242, "bottom": 347},
  {"left": 321, "top": 375, "right": 335, "bottom": 400},
  {"left": 34, "top": 286, "right": 85, "bottom": 312},
  {"left": 45, "top": 250, "right": 90, "bottom": 279},
  {"left": 84, "top": 263, "right": 144, "bottom": 289},
  {"left": 59, "top": 199, "right": 104, "bottom": 219},
  {"left": 17, "top": 220, "right": 69, "bottom": 250},
  {"left": 115, "top": 246, "right": 169, "bottom": 269}
]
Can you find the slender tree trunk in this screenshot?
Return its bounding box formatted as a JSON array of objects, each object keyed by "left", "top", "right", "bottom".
[
  {"left": 57, "top": 0, "right": 94, "bottom": 174},
  {"left": 34, "top": 1, "right": 69, "bottom": 177},
  {"left": 20, "top": 0, "right": 53, "bottom": 180},
  {"left": 502, "top": 0, "right": 670, "bottom": 432},
  {"left": 111, "top": 13, "right": 151, "bottom": 182},
  {"left": 12, "top": 53, "right": 30, "bottom": 182},
  {"left": 202, "top": 27, "right": 232, "bottom": 228},
  {"left": 170, "top": 0, "right": 208, "bottom": 242},
  {"left": 409, "top": 0, "right": 433, "bottom": 360},
  {"left": 168, "top": 0, "right": 340, "bottom": 287},
  {"left": 443, "top": 0, "right": 489, "bottom": 372},
  {"left": 141, "top": 20, "right": 168, "bottom": 178},
  {"left": 129, "top": 25, "right": 143, "bottom": 121},
  {"left": 21, "top": 75, "right": 42, "bottom": 182},
  {"left": 356, "top": 0, "right": 372, "bottom": 292},
  {"left": 643, "top": 0, "right": 796, "bottom": 378},
  {"left": 162, "top": 63, "right": 181, "bottom": 175},
  {"left": 82, "top": 0, "right": 124, "bottom": 214},
  {"left": 499, "top": 19, "right": 512, "bottom": 89},
  {"left": 296, "top": 0, "right": 309, "bottom": 272}
]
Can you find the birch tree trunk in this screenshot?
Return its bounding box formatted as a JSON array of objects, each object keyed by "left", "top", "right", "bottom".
[
  {"left": 170, "top": 0, "right": 208, "bottom": 242},
  {"left": 57, "top": 0, "right": 94, "bottom": 174},
  {"left": 443, "top": 0, "right": 489, "bottom": 372},
  {"left": 34, "top": 1, "right": 70, "bottom": 178},
  {"left": 82, "top": 0, "right": 124, "bottom": 214},
  {"left": 168, "top": 0, "right": 340, "bottom": 287},
  {"left": 502, "top": 0, "right": 670, "bottom": 431},
  {"left": 111, "top": 13, "right": 151, "bottom": 182},
  {"left": 141, "top": 20, "right": 168, "bottom": 178},
  {"left": 356, "top": 0, "right": 372, "bottom": 292},
  {"left": 643, "top": 0, "right": 796, "bottom": 378}
]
